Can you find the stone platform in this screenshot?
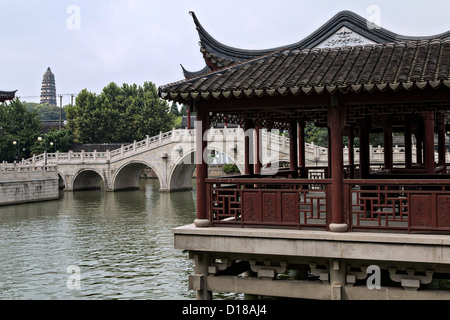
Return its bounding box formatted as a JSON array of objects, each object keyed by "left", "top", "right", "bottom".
[{"left": 174, "top": 225, "right": 450, "bottom": 299}]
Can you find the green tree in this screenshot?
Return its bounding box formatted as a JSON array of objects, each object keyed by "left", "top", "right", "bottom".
[
  {"left": 0, "top": 99, "right": 42, "bottom": 161},
  {"left": 180, "top": 104, "right": 189, "bottom": 116},
  {"left": 305, "top": 122, "right": 328, "bottom": 147},
  {"left": 66, "top": 82, "right": 176, "bottom": 143},
  {"left": 23, "top": 102, "right": 67, "bottom": 121},
  {"left": 31, "top": 128, "right": 74, "bottom": 155},
  {"left": 169, "top": 102, "right": 180, "bottom": 117}
]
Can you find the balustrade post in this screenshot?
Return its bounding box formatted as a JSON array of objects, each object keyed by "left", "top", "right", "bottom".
[{"left": 159, "top": 131, "right": 163, "bottom": 144}]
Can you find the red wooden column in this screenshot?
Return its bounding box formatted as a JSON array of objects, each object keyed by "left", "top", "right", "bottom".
[
  {"left": 298, "top": 119, "right": 307, "bottom": 178},
  {"left": 289, "top": 120, "right": 298, "bottom": 177},
  {"left": 384, "top": 122, "right": 393, "bottom": 171},
  {"left": 254, "top": 121, "right": 262, "bottom": 175},
  {"left": 194, "top": 105, "right": 210, "bottom": 227},
  {"left": 424, "top": 111, "right": 435, "bottom": 174},
  {"left": 359, "top": 117, "right": 371, "bottom": 179},
  {"left": 244, "top": 119, "right": 254, "bottom": 175},
  {"left": 328, "top": 96, "right": 347, "bottom": 232},
  {"left": 416, "top": 134, "right": 423, "bottom": 165},
  {"left": 348, "top": 125, "right": 355, "bottom": 179},
  {"left": 187, "top": 105, "right": 191, "bottom": 129},
  {"left": 404, "top": 119, "right": 412, "bottom": 170},
  {"left": 438, "top": 113, "right": 446, "bottom": 172}
]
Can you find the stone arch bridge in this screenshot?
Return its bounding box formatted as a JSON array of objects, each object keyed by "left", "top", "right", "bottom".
[
  {"left": 26, "top": 128, "right": 327, "bottom": 192},
  {"left": 24, "top": 127, "right": 428, "bottom": 192}
]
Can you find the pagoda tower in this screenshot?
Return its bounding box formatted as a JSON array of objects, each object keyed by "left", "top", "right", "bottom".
[{"left": 40, "top": 67, "right": 57, "bottom": 105}]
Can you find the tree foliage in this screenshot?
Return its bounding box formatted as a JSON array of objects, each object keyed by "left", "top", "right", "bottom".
[
  {"left": 31, "top": 128, "right": 75, "bottom": 155},
  {"left": 23, "top": 102, "right": 67, "bottom": 121},
  {"left": 66, "top": 82, "right": 176, "bottom": 143},
  {"left": 0, "top": 99, "right": 42, "bottom": 161}
]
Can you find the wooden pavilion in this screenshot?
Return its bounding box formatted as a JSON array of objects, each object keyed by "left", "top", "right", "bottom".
[
  {"left": 0, "top": 90, "right": 17, "bottom": 103},
  {"left": 159, "top": 10, "right": 450, "bottom": 234}
]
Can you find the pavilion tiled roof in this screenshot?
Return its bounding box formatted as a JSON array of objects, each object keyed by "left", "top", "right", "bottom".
[
  {"left": 159, "top": 39, "right": 450, "bottom": 103},
  {"left": 184, "top": 10, "right": 450, "bottom": 78},
  {"left": 0, "top": 90, "right": 17, "bottom": 102}
]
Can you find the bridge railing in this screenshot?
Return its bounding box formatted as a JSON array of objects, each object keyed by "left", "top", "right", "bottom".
[
  {"left": 0, "top": 163, "right": 58, "bottom": 180},
  {"left": 23, "top": 128, "right": 294, "bottom": 165},
  {"left": 24, "top": 128, "right": 447, "bottom": 166}
]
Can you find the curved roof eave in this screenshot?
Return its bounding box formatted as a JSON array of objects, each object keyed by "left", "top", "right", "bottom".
[
  {"left": 190, "top": 10, "right": 450, "bottom": 63},
  {"left": 181, "top": 64, "right": 211, "bottom": 79}
]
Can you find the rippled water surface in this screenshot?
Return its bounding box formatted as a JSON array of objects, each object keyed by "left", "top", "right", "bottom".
[{"left": 0, "top": 179, "right": 199, "bottom": 300}]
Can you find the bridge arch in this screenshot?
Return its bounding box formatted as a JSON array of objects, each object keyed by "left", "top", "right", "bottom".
[
  {"left": 112, "top": 160, "right": 163, "bottom": 191},
  {"left": 57, "top": 172, "right": 65, "bottom": 189},
  {"left": 168, "top": 146, "right": 243, "bottom": 191},
  {"left": 72, "top": 169, "right": 105, "bottom": 191}
]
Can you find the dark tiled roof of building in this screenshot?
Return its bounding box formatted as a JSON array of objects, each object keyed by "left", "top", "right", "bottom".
[
  {"left": 160, "top": 39, "right": 450, "bottom": 103},
  {"left": 0, "top": 90, "right": 17, "bottom": 102},
  {"left": 185, "top": 10, "right": 450, "bottom": 78},
  {"left": 181, "top": 65, "right": 212, "bottom": 79}
]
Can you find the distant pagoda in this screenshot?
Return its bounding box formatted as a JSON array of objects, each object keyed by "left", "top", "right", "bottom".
[{"left": 40, "top": 67, "right": 57, "bottom": 105}]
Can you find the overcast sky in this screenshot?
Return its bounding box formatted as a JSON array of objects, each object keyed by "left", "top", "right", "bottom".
[{"left": 1, "top": 0, "right": 450, "bottom": 104}]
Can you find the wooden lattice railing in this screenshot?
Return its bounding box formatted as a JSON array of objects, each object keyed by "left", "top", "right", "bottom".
[
  {"left": 207, "top": 178, "right": 331, "bottom": 229},
  {"left": 206, "top": 177, "right": 450, "bottom": 233},
  {"left": 345, "top": 179, "right": 450, "bottom": 233}
]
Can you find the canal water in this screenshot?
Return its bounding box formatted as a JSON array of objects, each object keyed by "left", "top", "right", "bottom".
[{"left": 0, "top": 179, "right": 239, "bottom": 300}]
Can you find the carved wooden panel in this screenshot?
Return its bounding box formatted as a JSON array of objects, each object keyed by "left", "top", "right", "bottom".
[
  {"left": 281, "top": 192, "right": 299, "bottom": 223},
  {"left": 437, "top": 195, "right": 450, "bottom": 228},
  {"left": 262, "top": 192, "right": 279, "bottom": 223},
  {"left": 410, "top": 194, "right": 433, "bottom": 227},
  {"left": 243, "top": 192, "right": 260, "bottom": 223}
]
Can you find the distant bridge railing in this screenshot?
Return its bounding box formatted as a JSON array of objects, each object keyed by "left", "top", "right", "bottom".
[
  {"left": 23, "top": 128, "right": 448, "bottom": 166},
  {"left": 0, "top": 163, "right": 58, "bottom": 180},
  {"left": 23, "top": 128, "right": 300, "bottom": 165}
]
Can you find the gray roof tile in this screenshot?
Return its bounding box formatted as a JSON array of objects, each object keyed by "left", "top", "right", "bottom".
[{"left": 159, "top": 39, "right": 450, "bottom": 102}]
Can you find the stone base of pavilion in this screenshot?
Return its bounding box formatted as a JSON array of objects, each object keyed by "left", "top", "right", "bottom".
[
  {"left": 173, "top": 224, "right": 450, "bottom": 300},
  {"left": 175, "top": 224, "right": 450, "bottom": 300}
]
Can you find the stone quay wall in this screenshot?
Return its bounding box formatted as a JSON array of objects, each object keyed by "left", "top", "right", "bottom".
[{"left": 0, "top": 163, "right": 59, "bottom": 205}]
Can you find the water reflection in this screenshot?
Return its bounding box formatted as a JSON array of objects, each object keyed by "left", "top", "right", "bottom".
[{"left": 0, "top": 179, "right": 197, "bottom": 300}]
